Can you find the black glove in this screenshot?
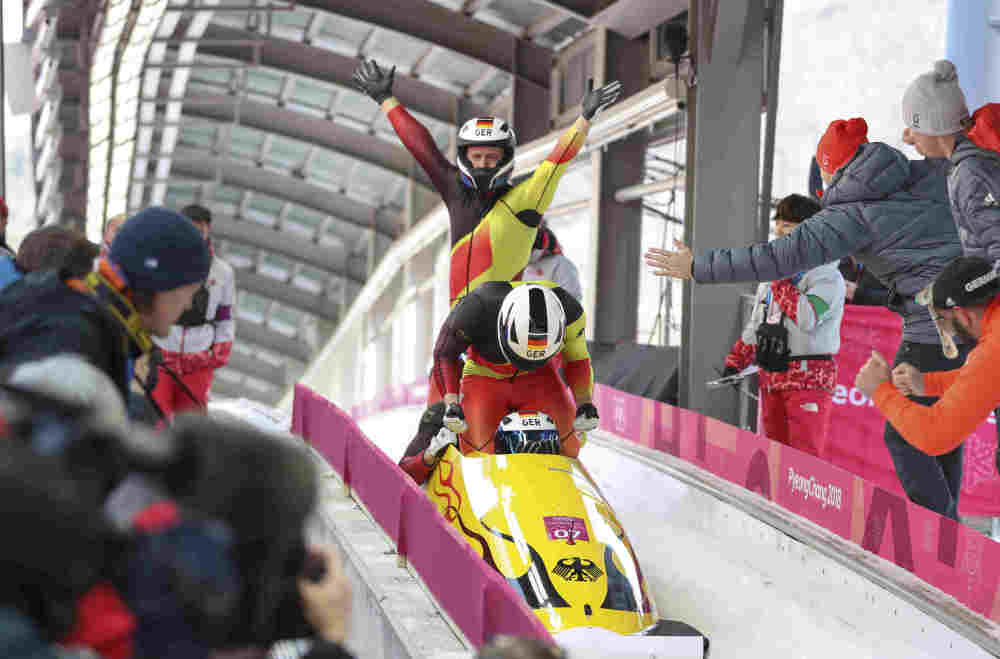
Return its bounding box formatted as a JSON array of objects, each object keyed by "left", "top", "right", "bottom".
[
  {"left": 581, "top": 78, "right": 622, "bottom": 121},
  {"left": 443, "top": 402, "right": 467, "bottom": 433},
  {"left": 574, "top": 402, "right": 600, "bottom": 432},
  {"left": 352, "top": 56, "right": 395, "bottom": 105},
  {"left": 721, "top": 365, "right": 740, "bottom": 378}
]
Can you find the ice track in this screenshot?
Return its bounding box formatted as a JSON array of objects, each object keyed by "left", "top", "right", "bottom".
[{"left": 358, "top": 406, "right": 996, "bottom": 659}]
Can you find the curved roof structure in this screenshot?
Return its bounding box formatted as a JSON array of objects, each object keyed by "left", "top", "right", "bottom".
[
  {"left": 31, "top": 0, "right": 600, "bottom": 405},
  {"left": 28, "top": 0, "right": 687, "bottom": 404}
]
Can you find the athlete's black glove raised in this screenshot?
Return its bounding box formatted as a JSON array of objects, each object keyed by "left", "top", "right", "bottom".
[
  {"left": 574, "top": 402, "right": 600, "bottom": 432},
  {"left": 581, "top": 78, "right": 622, "bottom": 121},
  {"left": 721, "top": 365, "right": 740, "bottom": 378},
  {"left": 352, "top": 56, "right": 395, "bottom": 105},
  {"left": 443, "top": 402, "right": 467, "bottom": 434}
]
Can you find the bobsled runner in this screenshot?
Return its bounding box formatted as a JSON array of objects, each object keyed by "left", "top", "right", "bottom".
[{"left": 427, "top": 411, "right": 709, "bottom": 658}]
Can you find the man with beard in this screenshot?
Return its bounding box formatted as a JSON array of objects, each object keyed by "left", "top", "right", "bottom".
[{"left": 857, "top": 256, "right": 1000, "bottom": 460}]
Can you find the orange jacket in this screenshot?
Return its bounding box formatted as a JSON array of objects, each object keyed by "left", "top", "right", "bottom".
[{"left": 873, "top": 296, "right": 1000, "bottom": 455}]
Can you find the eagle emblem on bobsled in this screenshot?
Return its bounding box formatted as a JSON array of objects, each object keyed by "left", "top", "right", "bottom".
[
  {"left": 553, "top": 557, "right": 603, "bottom": 582},
  {"left": 425, "top": 411, "right": 708, "bottom": 657}
]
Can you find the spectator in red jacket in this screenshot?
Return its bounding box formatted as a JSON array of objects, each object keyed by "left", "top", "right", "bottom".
[{"left": 151, "top": 204, "right": 236, "bottom": 417}]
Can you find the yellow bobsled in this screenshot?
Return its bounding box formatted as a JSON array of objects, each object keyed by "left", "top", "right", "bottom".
[{"left": 426, "top": 420, "right": 707, "bottom": 656}]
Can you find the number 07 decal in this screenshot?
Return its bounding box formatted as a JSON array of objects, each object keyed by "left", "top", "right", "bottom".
[{"left": 544, "top": 515, "right": 590, "bottom": 545}]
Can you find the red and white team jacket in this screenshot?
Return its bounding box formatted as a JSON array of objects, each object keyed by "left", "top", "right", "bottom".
[{"left": 153, "top": 254, "right": 236, "bottom": 374}]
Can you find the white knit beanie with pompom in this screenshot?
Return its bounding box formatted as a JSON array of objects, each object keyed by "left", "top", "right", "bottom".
[{"left": 902, "top": 60, "right": 970, "bottom": 136}]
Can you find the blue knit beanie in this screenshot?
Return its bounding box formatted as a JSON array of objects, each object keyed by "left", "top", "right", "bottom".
[{"left": 109, "top": 206, "right": 211, "bottom": 292}]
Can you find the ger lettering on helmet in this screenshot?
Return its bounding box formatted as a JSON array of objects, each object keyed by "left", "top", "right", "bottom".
[
  {"left": 497, "top": 284, "right": 566, "bottom": 372},
  {"left": 456, "top": 117, "right": 517, "bottom": 192},
  {"left": 494, "top": 411, "right": 561, "bottom": 455}
]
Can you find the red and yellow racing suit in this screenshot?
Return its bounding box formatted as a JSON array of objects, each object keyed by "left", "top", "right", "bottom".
[
  {"left": 384, "top": 101, "right": 589, "bottom": 403},
  {"left": 439, "top": 281, "right": 590, "bottom": 448},
  {"left": 399, "top": 281, "right": 593, "bottom": 484}
]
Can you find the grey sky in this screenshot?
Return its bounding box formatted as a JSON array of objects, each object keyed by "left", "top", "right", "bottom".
[{"left": 773, "top": 0, "right": 947, "bottom": 198}]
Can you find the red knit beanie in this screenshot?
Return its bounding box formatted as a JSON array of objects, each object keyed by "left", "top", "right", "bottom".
[{"left": 816, "top": 118, "right": 869, "bottom": 174}]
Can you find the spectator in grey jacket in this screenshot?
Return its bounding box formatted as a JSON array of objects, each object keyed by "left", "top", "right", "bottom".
[
  {"left": 646, "top": 118, "right": 969, "bottom": 519},
  {"left": 901, "top": 60, "right": 1000, "bottom": 487},
  {"left": 901, "top": 60, "right": 1000, "bottom": 263}
]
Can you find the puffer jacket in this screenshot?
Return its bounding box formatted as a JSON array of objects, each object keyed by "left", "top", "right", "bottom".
[
  {"left": 693, "top": 142, "right": 962, "bottom": 344},
  {"left": 0, "top": 271, "right": 135, "bottom": 402},
  {"left": 948, "top": 134, "right": 1000, "bottom": 262},
  {"left": 153, "top": 254, "right": 235, "bottom": 374}
]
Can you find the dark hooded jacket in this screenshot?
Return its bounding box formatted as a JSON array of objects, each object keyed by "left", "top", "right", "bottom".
[
  {"left": 0, "top": 272, "right": 134, "bottom": 402},
  {"left": 693, "top": 143, "right": 962, "bottom": 343},
  {"left": 948, "top": 134, "right": 1000, "bottom": 262}
]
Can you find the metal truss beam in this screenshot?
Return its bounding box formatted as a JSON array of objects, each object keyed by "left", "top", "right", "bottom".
[
  {"left": 166, "top": 148, "right": 400, "bottom": 240},
  {"left": 234, "top": 268, "right": 341, "bottom": 322},
  {"left": 680, "top": 0, "right": 766, "bottom": 426},
  {"left": 211, "top": 214, "right": 363, "bottom": 283},
  {"left": 198, "top": 23, "right": 482, "bottom": 125},
  {"left": 235, "top": 321, "right": 313, "bottom": 362},
  {"left": 159, "top": 93, "right": 434, "bottom": 189},
  {"left": 226, "top": 351, "right": 288, "bottom": 388},
  {"left": 302, "top": 0, "right": 551, "bottom": 89},
  {"left": 526, "top": 9, "right": 575, "bottom": 39},
  {"left": 58, "top": 70, "right": 84, "bottom": 101}
]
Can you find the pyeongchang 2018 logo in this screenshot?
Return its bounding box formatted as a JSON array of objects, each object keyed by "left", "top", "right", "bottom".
[
  {"left": 831, "top": 383, "right": 875, "bottom": 408},
  {"left": 787, "top": 467, "right": 843, "bottom": 510}
]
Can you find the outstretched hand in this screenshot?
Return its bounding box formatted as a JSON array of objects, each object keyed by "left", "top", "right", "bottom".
[
  {"left": 352, "top": 56, "right": 395, "bottom": 105},
  {"left": 644, "top": 239, "right": 694, "bottom": 280},
  {"left": 581, "top": 78, "right": 622, "bottom": 121}
]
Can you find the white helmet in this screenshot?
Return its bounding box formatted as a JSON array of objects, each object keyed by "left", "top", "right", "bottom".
[
  {"left": 495, "top": 411, "right": 560, "bottom": 455},
  {"left": 497, "top": 284, "right": 566, "bottom": 372},
  {"left": 456, "top": 116, "right": 516, "bottom": 191}
]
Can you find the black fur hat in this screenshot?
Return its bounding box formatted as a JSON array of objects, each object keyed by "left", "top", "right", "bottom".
[
  {"left": 165, "top": 415, "right": 318, "bottom": 644},
  {"left": 0, "top": 442, "right": 121, "bottom": 639}
]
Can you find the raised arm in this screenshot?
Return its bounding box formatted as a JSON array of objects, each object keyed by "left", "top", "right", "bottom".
[
  {"left": 353, "top": 57, "right": 454, "bottom": 194},
  {"left": 503, "top": 80, "right": 621, "bottom": 216}
]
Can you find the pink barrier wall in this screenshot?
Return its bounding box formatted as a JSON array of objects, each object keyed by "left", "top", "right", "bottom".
[
  {"left": 291, "top": 384, "right": 553, "bottom": 648},
  {"left": 343, "top": 372, "right": 1000, "bottom": 625},
  {"left": 831, "top": 305, "right": 1000, "bottom": 517},
  {"left": 592, "top": 384, "right": 1000, "bottom": 623}
]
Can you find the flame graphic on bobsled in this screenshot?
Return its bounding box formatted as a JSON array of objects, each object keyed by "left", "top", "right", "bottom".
[{"left": 427, "top": 442, "right": 708, "bottom": 657}]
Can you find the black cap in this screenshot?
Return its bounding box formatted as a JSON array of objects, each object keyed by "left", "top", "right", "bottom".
[
  {"left": 774, "top": 193, "right": 822, "bottom": 224},
  {"left": 918, "top": 256, "right": 1000, "bottom": 309},
  {"left": 181, "top": 203, "right": 212, "bottom": 224}
]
